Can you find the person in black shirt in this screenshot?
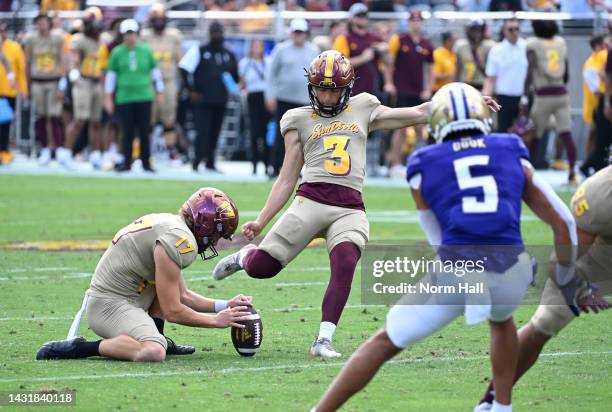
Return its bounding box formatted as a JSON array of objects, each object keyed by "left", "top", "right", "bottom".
[{"left": 179, "top": 22, "right": 238, "bottom": 172}]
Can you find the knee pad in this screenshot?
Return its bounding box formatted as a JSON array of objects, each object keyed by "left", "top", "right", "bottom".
[{"left": 530, "top": 304, "right": 574, "bottom": 337}]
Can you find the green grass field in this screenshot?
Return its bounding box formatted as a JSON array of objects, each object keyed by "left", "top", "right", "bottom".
[{"left": 0, "top": 175, "right": 610, "bottom": 411}]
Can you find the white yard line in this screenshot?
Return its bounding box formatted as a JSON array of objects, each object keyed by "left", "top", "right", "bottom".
[
  {"left": 0, "top": 350, "right": 609, "bottom": 383},
  {"left": 271, "top": 304, "right": 385, "bottom": 312}
]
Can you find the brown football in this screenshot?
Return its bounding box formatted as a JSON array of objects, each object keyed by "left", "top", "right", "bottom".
[{"left": 230, "top": 306, "right": 263, "bottom": 357}]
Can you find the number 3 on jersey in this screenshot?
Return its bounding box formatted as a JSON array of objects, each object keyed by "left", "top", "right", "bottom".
[
  {"left": 453, "top": 155, "right": 499, "bottom": 213},
  {"left": 324, "top": 135, "right": 351, "bottom": 176}
]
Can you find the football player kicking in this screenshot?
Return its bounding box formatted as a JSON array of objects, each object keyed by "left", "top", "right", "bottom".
[
  {"left": 212, "top": 50, "right": 501, "bottom": 358},
  {"left": 475, "top": 165, "right": 612, "bottom": 411},
  {"left": 313, "top": 83, "right": 578, "bottom": 412},
  {"left": 36, "top": 188, "right": 253, "bottom": 362}
]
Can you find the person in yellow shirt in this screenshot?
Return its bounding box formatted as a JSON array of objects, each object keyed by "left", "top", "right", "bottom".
[
  {"left": 0, "top": 22, "right": 28, "bottom": 164},
  {"left": 241, "top": 0, "right": 271, "bottom": 32},
  {"left": 580, "top": 35, "right": 608, "bottom": 177},
  {"left": 40, "top": 0, "right": 79, "bottom": 13},
  {"left": 433, "top": 32, "right": 457, "bottom": 92}
]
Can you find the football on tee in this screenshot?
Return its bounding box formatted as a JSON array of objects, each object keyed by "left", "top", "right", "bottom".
[{"left": 231, "top": 306, "right": 263, "bottom": 357}]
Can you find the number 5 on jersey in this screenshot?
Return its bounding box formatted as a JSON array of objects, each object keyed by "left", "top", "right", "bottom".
[
  {"left": 453, "top": 155, "right": 499, "bottom": 214},
  {"left": 324, "top": 135, "right": 351, "bottom": 176}
]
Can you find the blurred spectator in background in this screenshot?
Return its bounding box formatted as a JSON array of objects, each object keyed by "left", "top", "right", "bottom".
[
  {"left": 386, "top": 9, "right": 433, "bottom": 172},
  {"left": 285, "top": 0, "right": 305, "bottom": 11},
  {"left": 333, "top": 3, "right": 388, "bottom": 96},
  {"left": 239, "top": 39, "right": 270, "bottom": 175},
  {"left": 525, "top": 0, "right": 556, "bottom": 10},
  {"left": 105, "top": 19, "right": 163, "bottom": 173},
  {"left": 141, "top": 3, "right": 184, "bottom": 162},
  {"left": 0, "top": 1, "right": 12, "bottom": 12},
  {"left": 64, "top": 7, "right": 108, "bottom": 169},
  {"left": 483, "top": 18, "right": 527, "bottom": 133},
  {"left": 455, "top": 19, "right": 493, "bottom": 91},
  {"left": 313, "top": 20, "right": 347, "bottom": 52},
  {"left": 40, "top": 0, "right": 80, "bottom": 13},
  {"left": 0, "top": 22, "right": 27, "bottom": 165},
  {"left": 525, "top": 20, "right": 576, "bottom": 183},
  {"left": 432, "top": 31, "right": 457, "bottom": 93},
  {"left": 559, "top": 0, "right": 596, "bottom": 17},
  {"left": 265, "top": 18, "right": 318, "bottom": 177},
  {"left": 305, "top": 0, "right": 332, "bottom": 12},
  {"left": 582, "top": 35, "right": 612, "bottom": 176},
  {"left": 488, "top": 0, "right": 523, "bottom": 11},
  {"left": 580, "top": 35, "right": 608, "bottom": 174},
  {"left": 454, "top": 0, "right": 491, "bottom": 11},
  {"left": 24, "top": 13, "right": 66, "bottom": 166},
  {"left": 180, "top": 22, "right": 237, "bottom": 173},
  {"left": 241, "top": 0, "right": 272, "bottom": 32}
]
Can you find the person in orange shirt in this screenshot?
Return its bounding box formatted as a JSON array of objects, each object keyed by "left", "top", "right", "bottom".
[
  {"left": 241, "top": 0, "right": 271, "bottom": 32},
  {"left": 0, "top": 23, "right": 28, "bottom": 164},
  {"left": 433, "top": 32, "right": 457, "bottom": 93},
  {"left": 40, "top": 0, "right": 79, "bottom": 13}
]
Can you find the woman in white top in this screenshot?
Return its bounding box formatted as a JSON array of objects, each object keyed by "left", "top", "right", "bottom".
[{"left": 239, "top": 40, "right": 271, "bottom": 175}]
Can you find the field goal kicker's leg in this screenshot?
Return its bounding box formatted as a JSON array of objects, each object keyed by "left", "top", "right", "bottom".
[{"left": 66, "top": 293, "right": 89, "bottom": 340}]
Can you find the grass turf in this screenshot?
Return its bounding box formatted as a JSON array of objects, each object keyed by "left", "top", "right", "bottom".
[{"left": 0, "top": 175, "right": 610, "bottom": 411}]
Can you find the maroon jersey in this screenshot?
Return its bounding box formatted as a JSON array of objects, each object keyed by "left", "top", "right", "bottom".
[{"left": 390, "top": 33, "right": 434, "bottom": 97}]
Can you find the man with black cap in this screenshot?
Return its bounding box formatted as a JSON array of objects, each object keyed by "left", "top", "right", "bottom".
[{"left": 179, "top": 22, "right": 238, "bottom": 173}]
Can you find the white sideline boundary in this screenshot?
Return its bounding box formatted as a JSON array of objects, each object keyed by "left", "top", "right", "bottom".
[{"left": 0, "top": 351, "right": 610, "bottom": 384}]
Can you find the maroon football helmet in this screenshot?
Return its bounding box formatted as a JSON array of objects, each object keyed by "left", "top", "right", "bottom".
[
  {"left": 306, "top": 50, "right": 355, "bottom": 117},
  {"left": 180, "top": 188, "right": 239, "bottom": 260}
]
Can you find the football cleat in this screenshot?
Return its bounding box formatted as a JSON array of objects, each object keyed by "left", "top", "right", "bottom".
[
  {"left": 212, "top": 250, "right": 243, "bottom": 280},
  {"left": 165, "top": 337, "right": 195, "bottom": 355},
  {"left": 36, "top": 336, "right": 86, "bottom": 360},
  {"left": 310, "top": 337, "right": 341, "bottom": 359},
  {"left": 473, "top": 402, "right": 493, "bottom": 412}
]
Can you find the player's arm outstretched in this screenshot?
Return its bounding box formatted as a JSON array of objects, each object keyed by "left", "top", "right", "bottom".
[
  {"left": 242, "top": 130, "right": 304, "bottom": 240},
  {"left": 369, "top": 96, "right": 501, "bottom": 131},
  {"left": 178, "top": 276, "right": 253, "bottom": 312},
  {"left": 154, "top": 244, "right": 252, "bottom": 328}
]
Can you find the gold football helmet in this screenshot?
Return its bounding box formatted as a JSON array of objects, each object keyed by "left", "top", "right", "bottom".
[{"left": 429, "top": 82, "right": 491, "bottom": 143}]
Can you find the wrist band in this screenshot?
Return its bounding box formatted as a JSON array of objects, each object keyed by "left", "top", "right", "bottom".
[{"left": 214, "top": 300, "right": 228, "bottom": 313}]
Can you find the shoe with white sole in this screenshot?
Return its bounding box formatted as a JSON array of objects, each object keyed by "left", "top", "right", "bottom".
[
  {"left": 56, "top": 147, "right": 75, "bottom": 169},
  {"left": 310, "top": 337, "right": 341, "bottom": 359},
  {"left": 213, "top": 250, "right": 243, "bottom": 280},
  {"left": 38, "top": 147, "right": 52, "bottom": 165},
  {"left": 474, "top": 402, "right": 493, "bottom": 412}
]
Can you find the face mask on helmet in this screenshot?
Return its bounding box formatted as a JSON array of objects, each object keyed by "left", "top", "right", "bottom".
[
  {"left": 429, "top": 82, "right": 491, "bottom": 144},
  {"left": 151, "top": 17, "right": 166, "bottom": 32},
  {"left": 308, "top": 84, "right": 352, "bottom": 118}
]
